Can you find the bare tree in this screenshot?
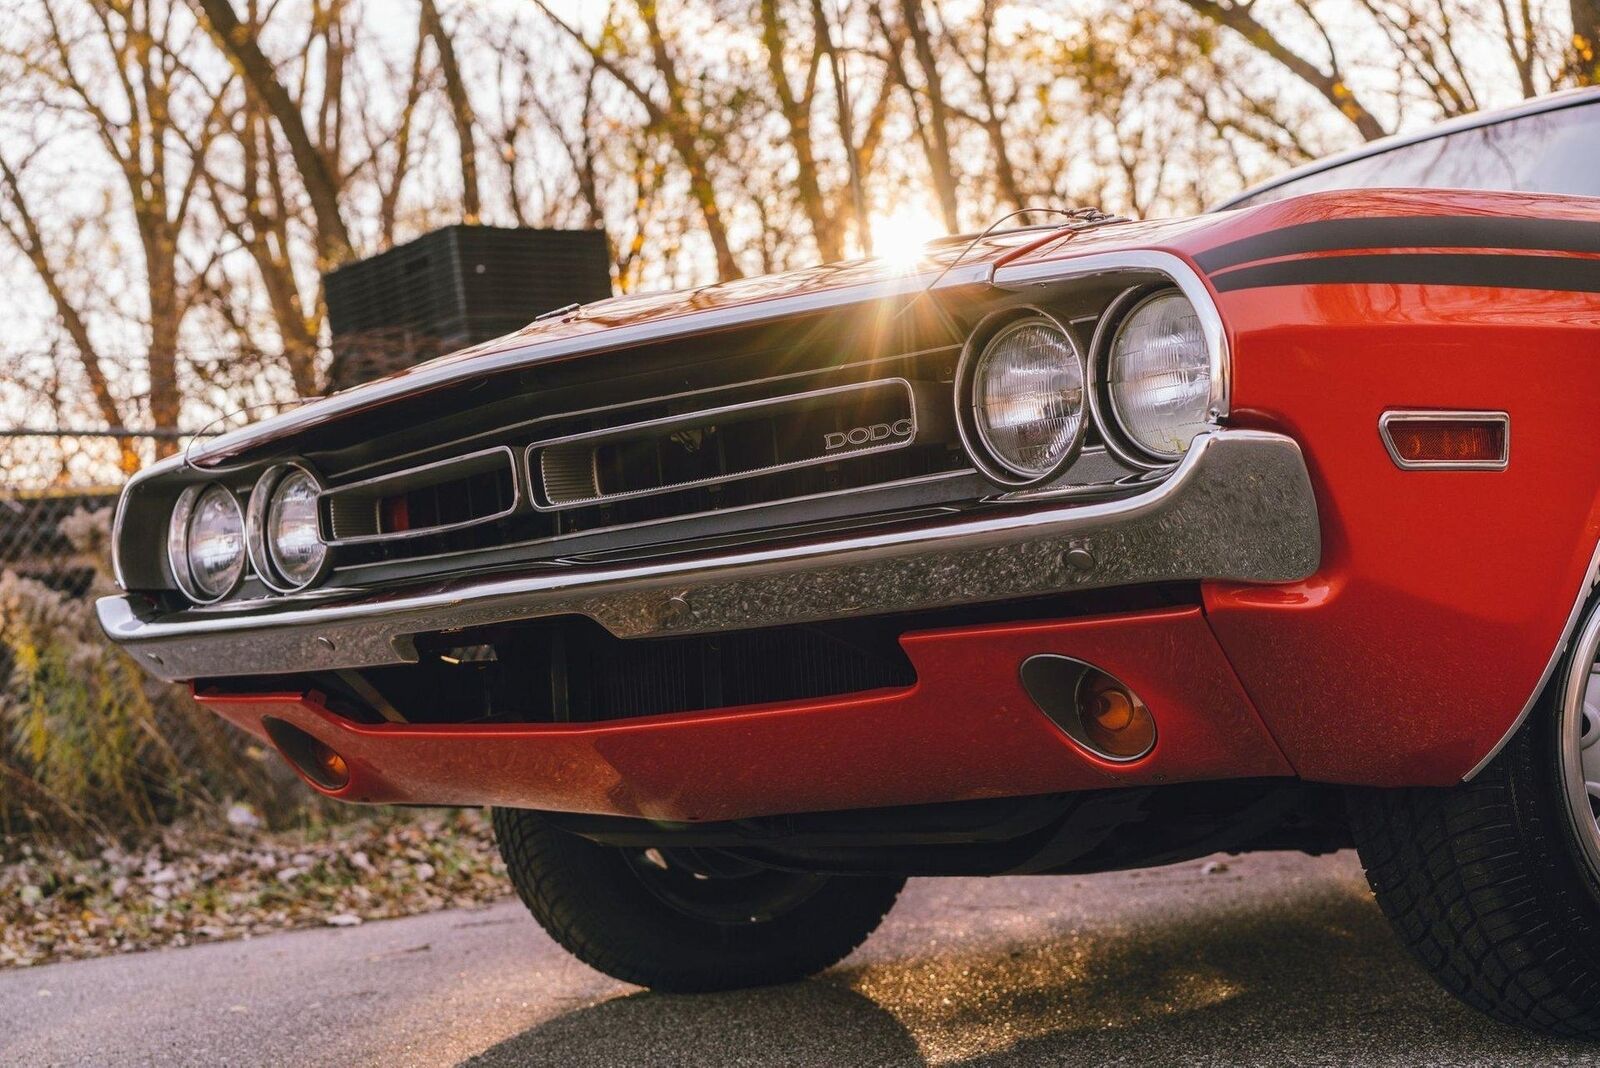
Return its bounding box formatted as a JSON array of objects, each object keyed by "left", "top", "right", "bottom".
[
  {"left": 891, "top": 0, "right": 960, "bottom": 230},
  {"left": 192, "top": 0, "right": 355, "bottom": 267},
  {"left": 420, "top": 0, "right": 482, "bottom": 222},
  {"left": 759, "top": 0, "right": 845, "bottom": 260},
  {"left": 933, "top": 0, "right": 1024, "bottom": 211},
  {"left": 1177, "top": 0, "right": 1391, "bottom": 140},
  {"left": 4, "top": 0, "right": 237, "bottom": 458},
  {"left": 533, "top": 0, "right": 746, "bottom": 281}
]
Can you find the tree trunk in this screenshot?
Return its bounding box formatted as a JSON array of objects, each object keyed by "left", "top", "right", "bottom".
[
  {"left": 1178, "top": 0, "right": 1389, "bottom": 141},
  {"left": 420, "top": 0, "right": 482, "bottom": 222},
  {"left": 0, "top": 156, "right": 136, "bottom": 469},
  {"left": 898, "top": 0, "right": 960, "bottom": 232},
  {"left": 192, "top": 0, "right": 355, "bottom": 266},
  {"left": 760, "top": 0, "right": 843, "bottom": 261}
]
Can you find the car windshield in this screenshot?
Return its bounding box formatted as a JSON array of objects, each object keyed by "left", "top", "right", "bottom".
[{"left": 1230, "top": 101, "right": 1600, "bottom": 208}]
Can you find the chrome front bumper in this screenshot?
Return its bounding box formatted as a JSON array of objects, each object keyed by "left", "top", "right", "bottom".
[{"left": 97, "top": 429, "right": 1321, "bottom": 682}]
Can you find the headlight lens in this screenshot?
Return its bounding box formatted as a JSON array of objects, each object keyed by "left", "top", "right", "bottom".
[
  {"left": 176, "top": 484, "right": 245, "bottom": 601},
  {"left": 266, "top": 468, "right": 326, "bottom": 588},
  {"left": 1105, "top": 291, "right": 1213, "bottom": 461},
  {"left": 967, "top": 316, "right": 1086, "bottom": 482}
]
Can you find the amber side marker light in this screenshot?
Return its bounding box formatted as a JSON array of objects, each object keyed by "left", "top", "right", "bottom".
[{"left": 1380, "top": 411, "right": 1508, "bottom": 470}]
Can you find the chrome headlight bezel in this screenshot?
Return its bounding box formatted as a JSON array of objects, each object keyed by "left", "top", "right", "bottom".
[
  {"left": 167, "top": 483, "right": 246, "bottom": 604},
  {"left": 246, "top": 463, "right": 330, "bottom": 593},
  {"left": 1089, "top": 284, "right": 1226, "bottom": 469},
  {"left": 954, "top": 307, "right": 1090, "bottom": 488}
]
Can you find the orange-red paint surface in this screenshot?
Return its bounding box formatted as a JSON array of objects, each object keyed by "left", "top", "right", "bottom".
[
  {"left": 200, "top": 188, "right": 1600, "bottom": 795},
  {"left": 198, "top": 608, "right": 1290, "bottom": 820}
]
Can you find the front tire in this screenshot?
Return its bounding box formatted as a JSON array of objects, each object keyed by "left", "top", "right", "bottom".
[
  {"left": 492, "top": 807, "right": 904, "bottom": 992},
  {"left": 1349, "top": 604, "right": 1600, "bottom": 1038}
]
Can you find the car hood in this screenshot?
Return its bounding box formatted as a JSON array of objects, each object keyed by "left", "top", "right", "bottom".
[{"left": 187, "top": 186, "right": 1597, "bottom": 466}]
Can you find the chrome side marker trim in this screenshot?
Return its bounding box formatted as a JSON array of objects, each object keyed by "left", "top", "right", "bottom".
[{"left": 1378, "top": 409, "right": 1510, "bottom": 471}]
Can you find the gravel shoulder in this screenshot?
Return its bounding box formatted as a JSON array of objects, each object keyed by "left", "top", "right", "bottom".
[{"left": 2, "top": 850, "right": 1593, "bottom": 1067}]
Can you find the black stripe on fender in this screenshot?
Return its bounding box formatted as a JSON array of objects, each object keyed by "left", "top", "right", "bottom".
[
  {"left": 1210, "top": 252, "right": 1600, "bottom": 294},
  {"left": 1196, "top": 216, "right": 1600, "bottom": 274}
]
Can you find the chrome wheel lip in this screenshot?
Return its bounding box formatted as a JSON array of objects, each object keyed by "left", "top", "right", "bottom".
[{"left": 1559, "top": 603, "right": 1600, "bottom": 883}]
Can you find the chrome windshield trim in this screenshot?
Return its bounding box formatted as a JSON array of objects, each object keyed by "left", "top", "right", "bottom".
[
  {"left": 98, "top": 429, "right": 1320, "bottom": 682},
  {"left": 1213, "top": 86, "right": 1600, "bottom": 211}
]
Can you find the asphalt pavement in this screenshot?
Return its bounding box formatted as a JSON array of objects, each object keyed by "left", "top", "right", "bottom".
[{"left": 2, "top": 850, "right": 1593, "bottom": 1066}]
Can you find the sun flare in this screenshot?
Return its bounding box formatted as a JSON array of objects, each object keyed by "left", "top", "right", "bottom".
[{"left": 869, "top": 204, "right": 947, "bottom": 269}]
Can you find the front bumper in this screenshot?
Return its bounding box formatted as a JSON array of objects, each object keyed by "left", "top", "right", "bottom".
[{"left": 98, "top": 429, "right": 1320, "bottom": 682}]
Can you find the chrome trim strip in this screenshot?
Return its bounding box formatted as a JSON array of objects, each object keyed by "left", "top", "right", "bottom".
[
  {"left": 527, "top": 378, "right": 922, "bottom": 511},
  {"left": 1213, "top": 86, "right": 1600, "bottom": 211},
  {"left": 1464, "top": 539, "right": 1600, "bottom": 781},
  {"left": 110, "top": 473, "right": 135, "bottom": 590},
  {"left": 97, "top": 430, "right": 1321, "bottom": 682},
  {"left": 1377, "top": 409, "right": 1510, "bottom": 471},
  {"left": 318, "top": 445, "right": 521, "bottom": 546}
]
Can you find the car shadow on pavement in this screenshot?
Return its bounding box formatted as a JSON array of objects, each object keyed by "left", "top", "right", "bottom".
[{"left": 461, "top": 882, "right": 1593, "bottom": 1067}]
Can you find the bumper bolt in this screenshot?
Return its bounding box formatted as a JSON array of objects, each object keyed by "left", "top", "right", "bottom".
[
  {"left": 1063, "top": 543, "right": 1096, "bottom": 572},
  {"left": 661, "top": 594, "right": 692, "bottom": 626}
]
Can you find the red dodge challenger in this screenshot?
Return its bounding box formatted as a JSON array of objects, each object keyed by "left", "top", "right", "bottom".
[{"left": 101, "top": 88, "right": 1600, "bottom": 1036}]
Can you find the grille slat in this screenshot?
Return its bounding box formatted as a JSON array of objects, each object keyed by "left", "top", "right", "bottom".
[
  {"left": 528, "top": 378, "right": 944, "bottom": 511},
  {"left": 318, "top": 358, "right": 988, "bottom": 572},
  {"left": 319, "top": 446, "right": 520, "bottom": 545}
]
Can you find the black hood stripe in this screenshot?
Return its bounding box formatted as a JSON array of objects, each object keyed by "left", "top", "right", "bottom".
[
  {"left": 1210, "top": 252, "right": 1600, "bottom": 294},
  {"left": 1196, "top": 216, "right": 1600, "bottom": 274}
]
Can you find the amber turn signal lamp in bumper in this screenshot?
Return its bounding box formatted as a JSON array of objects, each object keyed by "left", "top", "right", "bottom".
[
  {"left": 1078, "top": 671, "right": 1157, "bottom": 760},
  {"left": 1379, "top": 411, "right": 1508, "bottom": 470},
  {"left": 262, "top": 717, "right": 351, "bottom": 791},
  {"left": 1019, "top": 655, "right": 1157, "bottom": 762}
]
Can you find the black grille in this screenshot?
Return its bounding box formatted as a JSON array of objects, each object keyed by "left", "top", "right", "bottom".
[
  {"left": 568, "top": 625, "right": 915, "bottom": 720},
  {"left": 380, "top": 465, "right": 516, "bottom": 535},
  {"left": 356, "top": 618, "right": 917, "bottom": 725},
  {"left": 551, "top": 443, "right": 962, "bottom": 534}
]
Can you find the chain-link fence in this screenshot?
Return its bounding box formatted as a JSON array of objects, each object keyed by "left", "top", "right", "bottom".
[
  {"left": 0, "top": 430, "right": 315, "bottom": 839},
  {"left": 0, "top": 430, "right": 161, "bottom": 595}
]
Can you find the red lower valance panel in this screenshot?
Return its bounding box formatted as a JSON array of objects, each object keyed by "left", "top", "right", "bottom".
[{"left": 196, "top": 607, "right": 1291, "bottom": 822}]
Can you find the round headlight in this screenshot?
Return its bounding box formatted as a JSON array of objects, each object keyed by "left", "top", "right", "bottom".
[
  {"left": 1104, "top": 290, "right": 1214, "bottom": 462},
  {"left": 960, "top": 314, "right": 1087, "bottom": 485},
  {"left": 266, "top": 468, "right": 326, "bottom": 588},
  {"left": 247, "top": 464, "right": 328, "bottom": 592},
  {"left": 169, "top": 484, "right": 244, "bottom": 602}
]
